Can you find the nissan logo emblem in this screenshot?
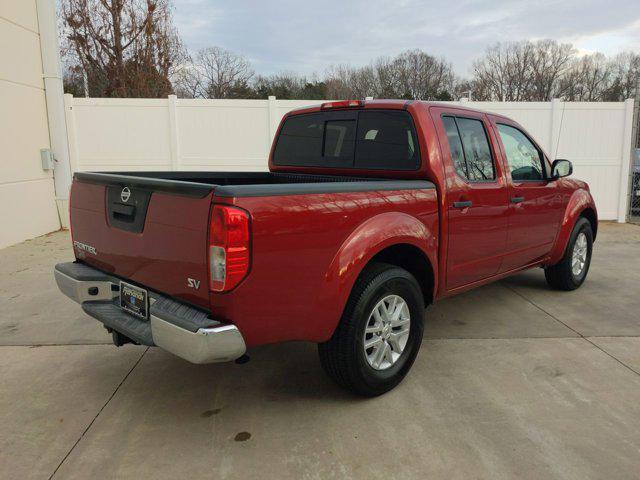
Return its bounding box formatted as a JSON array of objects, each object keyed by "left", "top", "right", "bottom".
[{"left": 121, "top": 187, "right": 131, "bottom": 203}]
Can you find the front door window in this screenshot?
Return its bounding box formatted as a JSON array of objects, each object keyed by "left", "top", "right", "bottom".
[{"left": 497, "top": 124, "right": 544, "bottom": 181}]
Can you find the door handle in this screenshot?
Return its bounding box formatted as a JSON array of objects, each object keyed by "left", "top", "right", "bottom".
[
  {"left": 453, "top": 200, "right": 473, "bottom": 208},
  {"left": 511, "top": 196, "right": 525, "bottom": 204}
]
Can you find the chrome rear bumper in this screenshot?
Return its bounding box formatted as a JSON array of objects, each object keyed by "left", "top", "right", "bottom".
[
  {"left": 54, "top": 262, "right": 246, "bottom": 364},
  {"left": 149, "top": 317, "right": 246, "bottom": 364}
]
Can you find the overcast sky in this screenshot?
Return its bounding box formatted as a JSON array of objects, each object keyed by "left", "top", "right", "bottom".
[{"left": 173, "top": 0, "right": 640, "bottom": 77}]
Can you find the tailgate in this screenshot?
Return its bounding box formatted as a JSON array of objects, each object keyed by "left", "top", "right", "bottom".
[{"left": 70, "top": 173, "right": 214, "bottom": 310}]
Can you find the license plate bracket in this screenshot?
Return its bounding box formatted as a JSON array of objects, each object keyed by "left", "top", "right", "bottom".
[{"left": 119, "top": 281, "right": 148, "bottom": 320}]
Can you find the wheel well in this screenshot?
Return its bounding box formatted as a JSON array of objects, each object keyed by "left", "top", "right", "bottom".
[
  {"left": 580, "top": 208, "right": 597, "bottom": 240},
  {"left": 369, "top": 244, "right": 434, "bottom": 305}
]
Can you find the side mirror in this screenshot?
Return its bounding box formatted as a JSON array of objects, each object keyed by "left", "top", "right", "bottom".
[{"left": 551, "top": 159, "right": 572, "bottom": 179}]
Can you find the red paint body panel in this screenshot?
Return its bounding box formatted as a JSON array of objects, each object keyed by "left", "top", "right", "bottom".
[
  {"left": 428, "top": 105, "right": 510, "bottom": 289},
  {"left": 69, "top": 100, "right": 597, "bottom": 348},
  {"left": 547, "top": 183, "right": 597, "bottom": 265},
  {"left": 70, "top": 182, "right": 213, "bottom": 309},
  {"left": 485, "top": 115, "right": 569, "bottom": 271},
  {"left": 210, "top": 189, "right": 438, "bottom": 346}
]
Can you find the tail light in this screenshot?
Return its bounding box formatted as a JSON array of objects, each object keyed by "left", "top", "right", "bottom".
[
  {"left": 321, "top": 100, "right": 364, "bottom": 109},
  {"left": 69, "top": 182, "right": 75, "bottom": 246},
  {"left": 208, "top": 205, "right": 250, "bottom": 292}
]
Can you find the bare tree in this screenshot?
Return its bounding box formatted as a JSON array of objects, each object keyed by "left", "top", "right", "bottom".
[
  {"left": 324, "top": 64, "right": 380, "bottom": 99},
  {"left": 453, "top": 78, "right": 481, "bottom": 101},
  {"left": 605, "top": 52, "right": 640, "bottom": 100},
  {"left": 252, "top": 73, "right": 301, "bottom": 99},
  {"left": 388, "top": 50, "right": 455, "bottom": 99},
  {"left": 472, "top": 40, "right": 575, "bottom": 101},
  {"left": 194, "top": 46, "right": 254, "bottom": 99},
  {"left": 468, "top": 39, "right": 638, "bottom": 102},
  {"left": 251, "top": 73, "right": 325, "bottom": 99},
  {"left": 61, "top": 0, "right": 185, "bottom": 97},
  {"left": 346, "top": 64, "right": 380, "bottom": 98},
  {"left": 373, "top": 57, "right": 398, "bottom": 98},
  {"left": 324, "top": 65, "right": 353, "bottom": 99},
  {"left": 530, "top": 40, "right": 575, "bottom": 100},
  {"left": 324, "top": 50, "right": 456, "bottom": 100},
  {"left": 171, "top": 60, "right": 202, "bottom": 98},
  {"left": 560, "top": 53, "right": 614, "bottom": 101},
  {"left": 472, "top": 41, "right": 535, "bottom": 101}
]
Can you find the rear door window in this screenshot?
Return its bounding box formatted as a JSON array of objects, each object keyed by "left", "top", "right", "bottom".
[
  {"left": 456, "top": 117, "right": 496, "bottom": 181},
  {"left": 441, "top": 116, "right": 496, "bottom": 182},
  {"left": 442, "top": 116, "right": 468, "bottom": 178},
  {"left": 273, "top": 110, "right": 419, "bottom": 170}
]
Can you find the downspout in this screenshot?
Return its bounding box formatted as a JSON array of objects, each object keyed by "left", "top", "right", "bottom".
[{"left": 36, "top": 0, "right": 72, "bottom": 228}]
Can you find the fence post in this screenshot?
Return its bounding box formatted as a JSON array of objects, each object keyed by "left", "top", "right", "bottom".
[
  {"left": 628, "top": 80, "right": 640, "bottom": 222},
  {"left": 63, "top": 94, "right": 79, "bottom": 175},
  {"left": 168, "top": 94, "right": 180, "bottom": 171},
  {"left": 618, "top": 98, "right": 635, "bottom": 223},
  {"left": 549, "top": 98, "right": 563, "bottom": 158},
  {"left": 267, "top": 96, "right": 278, "bottom": 150}
]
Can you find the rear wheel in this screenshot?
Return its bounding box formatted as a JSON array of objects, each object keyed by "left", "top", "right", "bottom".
[
  {"left": 318, "top": 263, "right": 425, "bottom": 397},
  {"left": 544, "top": 217, "right": 593, "bottom": 291}
]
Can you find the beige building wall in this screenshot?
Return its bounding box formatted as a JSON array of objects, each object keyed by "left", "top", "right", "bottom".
[{"left": 0, "top": 0, "right": 60, "bottom": 249}]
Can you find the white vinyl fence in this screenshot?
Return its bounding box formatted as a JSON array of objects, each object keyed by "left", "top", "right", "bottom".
[{"left": 64, "top": 94, "right": 635, "bottom": 221}]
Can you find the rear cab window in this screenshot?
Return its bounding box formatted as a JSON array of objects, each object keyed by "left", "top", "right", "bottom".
[
  {"left": 324, "top": 120, "right": 356, "bottom": 161},
  {"left": 273, "top": 110, "right": 420, "bottom": 170}
]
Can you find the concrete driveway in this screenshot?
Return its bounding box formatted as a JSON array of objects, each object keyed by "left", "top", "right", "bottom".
[{"left": 1, "top": 223, "right": 639, "bottom": 479}]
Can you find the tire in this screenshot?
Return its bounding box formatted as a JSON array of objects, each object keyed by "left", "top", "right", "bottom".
[
  {"left": 318, "top": 262, "right": 425, "bottom": 397},
  {"left": 544, "top": 217, "right": 593, "bottom": 291}
]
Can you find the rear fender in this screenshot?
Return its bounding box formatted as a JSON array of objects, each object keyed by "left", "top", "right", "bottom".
[
  {"left": 315, "top": 212, "right": 437, "bottom": 341},
  {"left": 547, "top": 189, "right": 597, "bottom": 265}
]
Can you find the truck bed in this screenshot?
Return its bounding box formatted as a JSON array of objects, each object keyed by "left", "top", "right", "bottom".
[{"left": 69, "top": 170, "right": 437, "bottom": 344}]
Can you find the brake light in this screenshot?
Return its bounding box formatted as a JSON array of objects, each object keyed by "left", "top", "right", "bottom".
[
  {"left": 208, "top": 205, "right": 250, "bottom": 292},
  {"left": 321, "top": 100, "right": 364, "bottom": 109}
]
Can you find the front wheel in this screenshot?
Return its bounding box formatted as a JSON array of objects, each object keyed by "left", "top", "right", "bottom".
[
  {"left": 318, "top": 263, "right": 425, "bottom": 397},
  {"left": 545, "top": 217, "right": 593, "bottom": 291}
]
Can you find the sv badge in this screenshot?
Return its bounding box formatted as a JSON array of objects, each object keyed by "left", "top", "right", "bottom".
[{"left": 187, "top": 278, "right": 201, "bottom": 289}]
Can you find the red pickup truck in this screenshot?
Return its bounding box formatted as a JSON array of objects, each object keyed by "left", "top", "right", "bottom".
[{"left": 55, "top": 100, "right": 597, "bottom": 396}]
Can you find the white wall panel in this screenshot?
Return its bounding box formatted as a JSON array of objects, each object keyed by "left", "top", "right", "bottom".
[
  {"left": 178, "top": 100, "right": 270, "bottom": 171},
  {"left": 0, "top": 1, "right": 39, "bottom": 33},
  {"left": 470, "top": 102, "right": 554, "bottom": 154},
  {"left": 0, "top": 81, "right": 51, "bottom": 183},
  {"left": 572, "top": 165, "right": 621, "bottom": 220},
  {"left": 0, "top": 3, "right": 60, "bottom": 249},
  {"left": 0, "top": 19, "right": 43, "bottom": 89},
  {"left": 71, "top": 99, "right": 171, "bottom": 171},
  {"left": 558, "top": 105, "right": 625, "bottom": 161},
  {"left": 0, "top": 179, "right": 59, "bottom": 249}
]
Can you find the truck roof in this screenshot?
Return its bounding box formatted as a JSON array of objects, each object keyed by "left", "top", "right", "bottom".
[{"left": 286, "top": 99, "right": 501, "bottom": 118}]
